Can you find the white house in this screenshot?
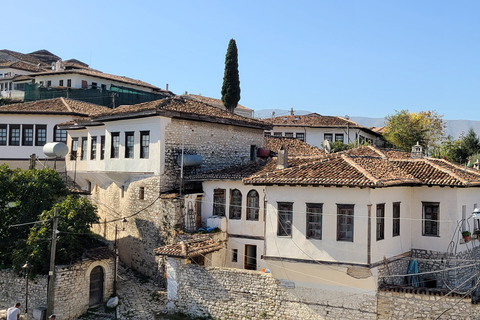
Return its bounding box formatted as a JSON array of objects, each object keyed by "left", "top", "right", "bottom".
[
  {"left": 189, "top": 144, "right": 480, "bottom": 318},
  {"left": 0, "top": 97, "right": 110, "bottom": 170},
  {"left": 261, "top": 113, "right": 382, "bottom": 148}
]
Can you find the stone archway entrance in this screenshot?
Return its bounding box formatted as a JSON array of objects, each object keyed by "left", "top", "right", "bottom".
[{"left": 89, "top": 266, "right": 104, "bottom": 306}]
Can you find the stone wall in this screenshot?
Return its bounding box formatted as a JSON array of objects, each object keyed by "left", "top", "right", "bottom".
[
  {"left": 163, "top": 119, "right": 264, "bottom": 191},
  {"left": 0, "top": 269, "right": 48, "bottom": 318},
  {"left": 169, "top": 261, "right": 323, "bottom": 320},
  {"left": 0, "top": 257, "right": 113, "bottom": 320},
  {"left": 377, "top": 256, "right": 411, "bottom": 286},
  {"left": 90, "top": 176, "right": 181, "bottom": 282},
  {"left": 377, "top": 287, "right": 480, "bottom": 320}
]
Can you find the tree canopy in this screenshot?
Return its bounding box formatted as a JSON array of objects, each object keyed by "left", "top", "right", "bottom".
[
  {"left": 383, "top": 110, "right": 446, "bottom": 154},
  {"left": 221, "top": 38, "right": 241, "bottom": 113},
  {"left": 439, "top": 128, "right": 480, "bottom": 164}
]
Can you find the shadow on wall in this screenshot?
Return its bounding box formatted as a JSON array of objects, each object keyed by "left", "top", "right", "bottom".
[{"left": 117, "top": 218, "right": 168, "bottom": 283}]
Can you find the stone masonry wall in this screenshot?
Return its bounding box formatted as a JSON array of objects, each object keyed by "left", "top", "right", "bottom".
[
  {"left": 377, "top": 256, "right": 411, "bottom": 286},
  {"left": 377, "top": 287, "right": 480, "bottom": 320},
  {"left": 90, "top": 176, "right": 180, "bottom": 282},
  {"left": 171, "top": 263, "right": 323, "bottom": 320},
  {"left": 0, "top": 258, "right": 113, "bottom": 320},
  {"left": 163, "top": 119, "right": 264, "bottom": 191},
  {"left": 0, "top": 269, "right": 48, "bottom": 319}
]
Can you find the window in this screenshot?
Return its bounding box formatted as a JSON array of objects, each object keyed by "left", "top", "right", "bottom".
[
  {"left": 111, "top": 132, "right": 120, "bottom": 158},
  {"left": 229, "top": 189, "right": 242, "bottom": 220},
  {"left": 393, "top": 202, "right": 400, "bottom": 237},
  {"left": 423, "top": 202, "right": 439, "bottom": 236},
  {"left": 324, "top": 133, "right": 333, "bottom": 142},
  {"left": 46, "top": 80, "right": 51, "bottom": 87},
  {"left": 264, "top": 132, "right": 271, "bottom": 137},
  {"left": 81, "top": 80, "right": 88, "bottom": 89},
  {"left": 232, "top": 249, "right": 238, "bottom": 262},
  {"left": 0, "top": 124, "right": 7, "bottom": 146},
  {"left": 67, "top": 79, "right": 72, "bottom": 87},
  {"left": 91, "top": 82, "right": 97, "bottom": 89},
  {"left": 70, "top": 138, "right": 78, "bottom": 160},
  {"left": 376, "top": 204, "right": 385, "bottom": 241},
  {"left": 140, "top": 131, "right": 149, "bottom": 159},
  {"left": 121, "top": 186, "right": 125, "bottom": 198},
  {"left": 337, "top": 204, "right": 354, "bottom": 242},
  {"left": 277, "top": 202, "right": 293, "bottom": 236},
  {"left": 273, "top": 132, "right": 282, "bottom": 137},
  {"left": 81, "top": 137, "right": 88, "bottom": 160},
  {"left": 9, "top": 125, "right": 20, "bottom": 146},
  {"left": 306, "top": 203, "right": 323, "bottom": 239},
  {"left": 213, "top": 189, "right": 226, "bottom": 216},
  {"left": 250, "top": 145, "right": 256, "bottom": 161},
  {"left": 54, "top": 126, "right": 67, "bottom": 143},
  {"left": 22, "top": 125, "right": 34, "bottom": 146},
  {"left": 296, "top": 132, "right": 305, "bottom": 141},
  {"left": 285, "top": 132, "right": 294, "bottom": 138},
  {"left": 125, "top": 132, "right": 134, "bottom": 158},
  {"left": 59, "top": 80, "right": 64, "bottom": 87},
  {"left": 246, "top": 190, "right": 259, "bottom": 221},
  {"left": 335, "top": 134, "right": 344, "bottom": 142},
  {"left": 35, "top": 125, "right": 47, "bottom": 146},
  {"left": 139, "top": 187, "right": 145, "bottom": 200},
  {"left": 101, "top": 84, "right": 107, "bottom": 90},
  {"left": 100, "top": 135, "right": 105, "bottom": 160},
  {"left": 90, "top": 136, "right": 97, "bottom": 160}
]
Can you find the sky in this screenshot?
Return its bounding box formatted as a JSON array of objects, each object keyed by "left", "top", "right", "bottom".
[{"left": 4, "top": 1, "right": 480, "bottom": 120}]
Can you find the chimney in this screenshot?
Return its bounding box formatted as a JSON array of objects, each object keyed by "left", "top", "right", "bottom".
[
  {"left": 411, "top": 142, "right": 423, "bottom": 159},
  {"left": 166, "top": 83, "right": 169, "bottom": 91},
  {"left": 277, "top": 145, "right": 288, "bottom": 169}
]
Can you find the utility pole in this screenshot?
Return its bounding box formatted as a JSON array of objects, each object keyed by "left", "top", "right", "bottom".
[
  {"left": 179, "top": 122, "right": 185, "bottom": 196},
  {"left": 46, "top": 208, "right": 58, "bottom": 317}
]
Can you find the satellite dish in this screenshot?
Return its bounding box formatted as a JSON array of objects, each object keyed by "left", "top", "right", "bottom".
[{"left": 322, "top": 140, "right": 331, "bottom": 154}]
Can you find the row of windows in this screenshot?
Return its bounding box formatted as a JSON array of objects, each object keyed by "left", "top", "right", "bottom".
[
  {"left": 0, "top": 82, "right": 12, "bottom": 91},
  {"left": 0, "top": 124, "right": 67, "bottom": 147},
  {"left": 71, "top": 131, "right": 150, "bottom": 161},
  {"left": 39, "top": 79, "right": 107, "bottom": 90},
  {"left": 264, "top": 132, "right": 305, "bottom": 141},
  {"left": 276, "top": 202, "right": 403, "bottom": 241},
  {"left": 213, "top": 188, "right": 260, "bottom": 221},
  {"left": 323, "top": 133, "right": 344, "bottom": 143}
]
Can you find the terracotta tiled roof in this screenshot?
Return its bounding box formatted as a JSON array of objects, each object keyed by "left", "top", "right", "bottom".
[
  {"left": 0, "top": 49, "right": 47, "bottom": 66},
  {"left": 0, "top": 97, "right": 110, "bottom": 117},
  {"left": 95, "top": 96, "right": 270, "bottom": 130},
  {"left": 187, "top": 94, "right": 252, "bottom": 111},
  {"left": 153, "top": 235, "right": 223, "bottom": 258},
  {"left": 0, "top": 61, "right": 47, "bottom": 72},
  {"left": 262, "top": 113, "right": 361, "bottom": 127},
  {"left": 264, "top": 136, "right": 325, "bottom": 157},
  {"left": 242, "top": 146, "right": 480, "bottom": 187},
  {"left": 33, "top": 68, "right": 164, "bottom": 91},
  {"left": 81, "top": 246, "right": 115, "bottom": 260}
]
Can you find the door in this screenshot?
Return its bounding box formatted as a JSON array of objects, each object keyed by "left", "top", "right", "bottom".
[
  {"left": 196, "top": 196, "right": 203, "bottom": 229},
  {"left": 244, "top": 245, "right": 257, "bottom": 270},
  {"left": 89, "top": 266, "right": 104, "bottom": 306}
]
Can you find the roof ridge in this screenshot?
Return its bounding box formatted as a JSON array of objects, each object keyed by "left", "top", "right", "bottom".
[
  {"left": 367, "top": 145, "right": 388, "bottom": 159},
  {"left": 423, "top": 158, "right": 470, "bottom": 185},
  {"left": 60, "top": 97, "right": 73, "bottom": 112},
  {"left": 342, "top": 154, "right": 381, "bottom": 185}
]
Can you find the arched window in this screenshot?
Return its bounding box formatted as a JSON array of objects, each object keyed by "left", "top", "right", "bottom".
[
  {"left": 247, "top": 190, "right": 259, "bottom": 221},
  {"left": 229, "top": 189, "right": 242, "bottom": 219}
]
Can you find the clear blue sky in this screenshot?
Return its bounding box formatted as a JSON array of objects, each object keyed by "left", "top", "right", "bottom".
[{"left": 4, "top": 1, "right": 480, "bottom": 120}]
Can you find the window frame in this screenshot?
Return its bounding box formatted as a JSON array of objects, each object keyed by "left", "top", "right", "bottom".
[
  {"left": 246, "top": 190, "right": 260, "bottom": 221},
  {"left": 337, "top": 204, "right": 354, "bottom": 242},
  {"left": 9, "top": 124, "right": 20, "bottom": 146},
  {"left": 22, "top": 124, "right": 34, "bottom": 146},
  {"left": 393, "top": 202, "right": 400, "bottom": 237},
  {"left": 53, "top": 126, "right": 67, "bottom": 143},
  {"left": 0, "top": 124, "right": 7, "bottom": 146},
  {"left": 335, "top": 133, "right": 344, "bottom": 142},
  {"left": 35, "top": 124, "right": 47, "bottom": 146},
  {"left": 324, "top": 133, "right": 333, "bottom": 142},
  {"left": 110, "top": 132, "right": 120, "bottom": 159},
  {"left": 376, "top": 203, "right": 385, "bottom": 241},
  {"left": 80, "top": 137, "right": 88, "bottom": 160},
  {"left": 140, "top": 131, "right": 150, "bottom": 159},
  {"left": 90, "top": 136, "right": 97, "bottom": 160},
  {"left": 296, "top": 132, "right": 305, "bottom": 141},
  {"left": 229, "top": 189, "right": 242, "bottom": 220},
  {"left": 70, "top": 138, "right": 78, "bottom": 160},
  {"left": 213, "top": 189, "right": 226, "bottom": 216},
  {"left": 125, "top": 131, "right": 134, "bottom": 158},
  {"left": 306, "top": 203, "right": 323, "bottom": 240},
  {"left": 100, "top": 135, "right": 105, "bottom": 160},
  {"left": 423, "top": 202, "right": 440, "bottom": 237},
  {"left": 277, "top": 202, "right": 293, "bottom": 237}
]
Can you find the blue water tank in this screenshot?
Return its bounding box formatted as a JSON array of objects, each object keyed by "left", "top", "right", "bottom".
[{"left": 176, "top": 154, "right": 203, "bottom": 167}]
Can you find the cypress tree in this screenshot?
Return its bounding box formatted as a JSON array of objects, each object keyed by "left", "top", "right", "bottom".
[{"left": 221, "top": 39, "right": 241, "bottom": 113}]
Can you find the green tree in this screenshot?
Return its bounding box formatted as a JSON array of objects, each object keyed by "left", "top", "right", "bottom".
[
  {"left": 460, "top": 128, "right": 480, "bottom": 160},
  {"left": 0, "top": 165, "right": 68, "bottom": 267},
  {"left": 13, "top": 195, "right": 100, "bottom": 275},
  {"left": 221, "top": 38, "right": 241, "bottom": 113},
  {"left": 383, "top": 110, "right": 446, "bottom": 154}
]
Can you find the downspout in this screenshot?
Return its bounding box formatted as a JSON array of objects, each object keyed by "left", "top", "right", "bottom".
[
  {"left": 263, "top": 189, "right": 267, "bottom": 259},
  {"left": 367, "top": 202, "right": 372, "bottom": 266}
]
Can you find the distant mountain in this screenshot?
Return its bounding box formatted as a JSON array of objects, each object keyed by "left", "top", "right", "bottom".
[{"left": 255, "top": 109, "right": 480, "bottom": 140}]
